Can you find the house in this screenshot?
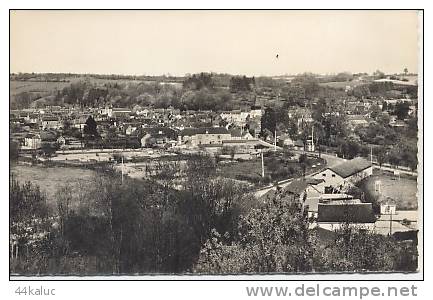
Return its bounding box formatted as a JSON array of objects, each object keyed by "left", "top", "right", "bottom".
[
  {"left": 24, "top": 114, "right": 39, "bottom": 125},
  {"left": 57, "top": 136, "right": 66, "bottom": 147},
  {"left": 293, "top": 139, "right": 305, "bottom": 151},
  {"left": 229, "top": 128, "right": 254, "bottom": 140},
  {"left": 125, "top": 124, "right": 139, "bottom": 135},
  {"left": 139, "top": 127, "right": 178, "bottom": 147},
  {"left": 249, "top": 105, "right": 263, "bottom": 119},
  {"left": 312, "top": 157, "right": 373, "bottom": 193},
  {"left": 72, "top": 115, "right": 89, "bottom": 130},
  {"left": 260, "top": 178, "right": 324, "bottom": 215},
  {"left": 110, "top": 108, "right": 132, "bottom": 118},
  {"left": 24, "top": 134, "right": 42, "bottom": 149},
  {"left": 305, "top": 194, "right": 360, "bottom": 219},
  {"left": 316, "top": 203, "right": 376, "bottom": 231},
  {"left": 347, "top": 115, "right": 369, "bottom": 130},
  {"left": 278, "top": 134, "right": 294, "bottom": 147},
  {"left": 41, "top": 116, "right": 61, "bottom": 130},
  {"left": 179, "top": 127, "right": 231, "bottom": 147}
]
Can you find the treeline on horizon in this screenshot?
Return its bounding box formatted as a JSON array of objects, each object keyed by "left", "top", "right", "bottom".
[{"left": 10, "top": 71, "right": 418, "bottom": 111}]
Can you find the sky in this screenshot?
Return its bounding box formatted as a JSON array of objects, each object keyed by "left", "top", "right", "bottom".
[{"left": 10, "top": 10, "right": 420, "bottom": 76}]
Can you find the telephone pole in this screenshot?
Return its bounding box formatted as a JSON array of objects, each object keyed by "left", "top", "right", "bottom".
[
  {"left": 261, "top": 150, "right": 265, "bottom": 178},
  {"left": 311, "top": 125, "right": 315, "bottom": 152},
  {"left": 121, "top": 155, "right": 124, "bottom": 184},
  {"left": 389, "top": 210, "right": 393, "bottom": 236}
]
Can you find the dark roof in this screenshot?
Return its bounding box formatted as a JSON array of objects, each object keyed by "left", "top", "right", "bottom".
[
  {"left": 283, "top": 179, "right": 309, "bottom": 195},
  {"left": 180, "top": 127, "right": 230, "bottom": 136},
  {"left": 138, "top": 127, "right": 178, "bottom": 138},
  {"left": 42, "top": 116, "right": 59, "bottom": 122},
  {"left": 317, "top": 203, "right": 376, "bottom": 223},
  {"left": 112, "top": 108, "right": 131, "bottom": 112},
  {"left": 280, "top": 178, "right": 323, "bottom": 195},
  {"left": 229, "top": 128, "right": 243, "bottom": 137},
  {"left": 222, "top": 139, "right": 249, "bottom": 144},
  {"left": 329, "top": 157, "right": 372, "bottom": 178}
]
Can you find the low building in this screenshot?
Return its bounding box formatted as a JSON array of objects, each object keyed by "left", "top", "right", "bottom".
[
  {"left": 316, "top": 202, "right": 376, "bottom": 231},
  {"left": 110, "top": 108, "right": 132, "bottom": 118},
  {"left": 179, "top": 127, "right": 231, "bottom": 147}
]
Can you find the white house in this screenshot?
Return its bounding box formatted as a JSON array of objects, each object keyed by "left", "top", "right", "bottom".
[
  {"left": 41, "top": 116, "right": 61, "bottom": 130},
  {"left": 179, "top": 127, "right": 231, "bottom": 147},
  {"left": 312, "top": 157, "right": 373, "bottom": 193},
  {"left": 24, "top": 134, "right": 42, "bottom": 149}
]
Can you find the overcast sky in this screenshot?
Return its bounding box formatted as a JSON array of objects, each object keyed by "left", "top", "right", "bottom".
[{"left": 10, "top": 10, "right": 420, "bottom": 76}]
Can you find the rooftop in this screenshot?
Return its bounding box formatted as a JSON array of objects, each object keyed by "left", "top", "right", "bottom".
[
  {"left": 329, "top": 157, "right": 372, "bottom": 178},
  {"left": 317, "top": 203, "right": 376, "bottom": 223},
  {"left": 180, "top": 127, "right": 230, "bottom": 136}
]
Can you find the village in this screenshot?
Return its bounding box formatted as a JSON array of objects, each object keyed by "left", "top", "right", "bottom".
[{"left": 8, "top": 7, "right": 423, "bottom": 277}]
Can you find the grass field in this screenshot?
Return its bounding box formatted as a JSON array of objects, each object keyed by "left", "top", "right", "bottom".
[
  {"left": 218, "top": 155, "right": 325, "bottom": 186},
  {"left": 11, "top": 163, "right": 97, "bottom": 207},
  {"left": 362, "top": 172, "right": 418, "bottom": 210}
]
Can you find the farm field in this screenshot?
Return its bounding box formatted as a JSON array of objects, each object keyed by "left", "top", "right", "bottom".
[
  {"left": 362, "top": 171, "right": 418, "bottom": 210},
  {"left": 10, "top": 80, "right": 76, "bottom": 96}
]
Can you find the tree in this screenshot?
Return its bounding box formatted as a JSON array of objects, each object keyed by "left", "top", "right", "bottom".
[
  {"left": 394, "top": 101, "right": 410, "bottom": 120},
  {"left": 10, "top": 176, "right": 49, "bottom": 223},
  {"left": 375, "top": 146, "right": 387, "bottom": 168},
  {"left": 41, "top": 143, "right": 56, "bottom": 158},
  {"left": 298, "top": 153, "right": 308, "bottom": 178},
  {"left": 83, "top": 116, "right": 98, "bottom": 137},
  {"left": 194, "top": 189, "right": 314, "bottom": 273},
  {"left": 373, "top": 70, "right": 386, "bottom": 79},
  {"left": 55, "top": 184, "right": 73, "bottom": 236},
  {"left": 403, "top": 68, "right": 408, "bottom": 76},
  {"left": 13, "top": 92, "right": 32, "bottom": 109},
  {"left": 316, "top": 224, "right": 397, "bottom": 272},
  {"left": 10, "top": 140, "right": 20, "bottom": 162},
  {"left": 261, "top": 108, "right": 277, "bottom": 135}
]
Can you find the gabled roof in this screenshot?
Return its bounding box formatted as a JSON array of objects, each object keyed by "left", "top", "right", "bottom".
[
  {"left": 317, "top": 203, "right": 376, "bottom": 223},
  {"left": 138, "top": 127, "right": 178, "bottom": 138},
  {"left": 329, "top": 157, "right": 372, "bottom": 178},
  {"left": 281, "top": 178, "right": 324, "bottom": 196}
]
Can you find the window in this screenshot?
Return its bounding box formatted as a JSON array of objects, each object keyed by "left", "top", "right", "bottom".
[
  {"left": 331, "top": 174, "right": 336, "bottom": 177},
  {"left": 322, "top": 173, "right": 326, "bottom": 176}
]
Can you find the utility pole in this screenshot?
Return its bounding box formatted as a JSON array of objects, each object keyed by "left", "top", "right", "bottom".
[
  {"left": 311, "top": 125, "right": 315, "bottom": 152},
  {"left": 274, "top": 129, "right": 277, "bottom": 152},
  {"left": 370, "top": 146, "right": 373, "bottom": 165},
  {"left": 121, "top": 155, "right": 124, "bottom": 184},
  {"left": 389, "top": 210, "right": 393, "bottom": 236},
  {"left": 261, "top": 150, "right": 265, "bottom": 178}
]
